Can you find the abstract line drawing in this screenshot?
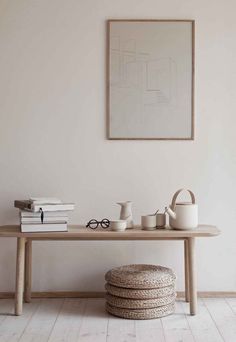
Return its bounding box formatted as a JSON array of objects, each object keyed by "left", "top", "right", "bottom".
[{"left": 108, "top": 20, "right": 194, "bottom": 140}]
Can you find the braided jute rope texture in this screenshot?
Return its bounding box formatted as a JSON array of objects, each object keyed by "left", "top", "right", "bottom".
[
  {"left": 106, "top": 292, "right": 176, "bottom": 309},
  {"left": 105, "top": 264, "right": 176, "bottom": 289},
  {"left": 105, "top": 282, "right": 175, "bottom": 299},
  {"left": 106, "top": 302, "right": 175, "bottom": 320}
]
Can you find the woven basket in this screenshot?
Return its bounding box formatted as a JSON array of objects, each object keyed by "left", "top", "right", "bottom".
[
  {"left": 105, "top": 264, "right": 176, "bottom": 289},
  {"left": 106, "top": 293, "right": 176, "bottom": 309},
  {"left": 106, "top": 302, "right": 175, "bottom": 320},
  {"left": 105, "top": 283, "right": 175, "bottom": 299}
]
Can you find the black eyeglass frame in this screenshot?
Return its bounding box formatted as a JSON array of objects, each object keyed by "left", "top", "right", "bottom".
[{"left": 86, "top": 218, "right": 110, "bottom": 229}]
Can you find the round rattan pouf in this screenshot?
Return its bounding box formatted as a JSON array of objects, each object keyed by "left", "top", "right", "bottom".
[
  {"left": 106, "top": 302, "right": 175, "bottom": 320},
  {"left": 105, "top": 264, "right": 176, "bottom": 289},
  {"left": 105, "top": 264, "right": 176, "bottom": 320},
  {"left": 106, "top": 292, "right": 176, "bottom": 309},
  {"left": 105, "top": 283, "right": 175, "bottom": 299}
]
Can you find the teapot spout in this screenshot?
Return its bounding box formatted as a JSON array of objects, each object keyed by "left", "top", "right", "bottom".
[{"left": 165, "top": 207, "right": 177, "bottom": 219}]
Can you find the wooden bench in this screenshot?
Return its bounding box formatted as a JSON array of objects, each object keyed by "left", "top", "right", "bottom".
[{"left": 0, "top": 224, "right": 220, "bottom": 316}]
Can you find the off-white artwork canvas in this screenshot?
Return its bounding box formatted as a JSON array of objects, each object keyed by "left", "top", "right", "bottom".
[{"left": 107, "top": 20, "right": 194, "bottom": 140}]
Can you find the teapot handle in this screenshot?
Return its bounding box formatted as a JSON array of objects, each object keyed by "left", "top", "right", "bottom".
[{"left": 171, "top": 189, "right": 196, "bottom": 208}]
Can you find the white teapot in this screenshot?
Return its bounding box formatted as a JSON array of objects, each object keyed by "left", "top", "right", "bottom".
[{"left": 165, "top": 189, "right": 198, "bottom": 230}]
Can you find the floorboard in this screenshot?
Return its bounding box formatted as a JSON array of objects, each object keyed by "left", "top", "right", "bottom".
[
  {"left": 0, "top": 299, "right": 40, "bottom": 342},
  {"left": 48, "top": 298, "right": 86, "bottom": 342},
  {"left": 0, "top": 298, "right": 235, "bottom": 342},
  {"left": 0, "top": 299, "right": 14, "bottom": 325},
  {"left": 203, "top": 298, "right": 236, "bottom": 342},
  {"left": 161, "top": 300, "right": 195, "bottom": 342},
  {"left": 225, "top": 298, "right": 236, "bottom": 314},
  {"left": 18, "top": 298, "right": 63, "bottom": 342},
  {"left": 135, "top": 317, "right": 165, "bottom": 342},
  {"left": 107, "top": 314, "right": 136, "bottom": 342},
  {"left": 78, "top": 299, "right": 109, "bottom": 342},
  {"left": 182, "top": 298, "right": 224, "bottom": 342}
]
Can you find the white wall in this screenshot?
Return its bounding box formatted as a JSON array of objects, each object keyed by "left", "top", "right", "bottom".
[{"left": 0, "top": 0, "right": 235, "bottom": 292}]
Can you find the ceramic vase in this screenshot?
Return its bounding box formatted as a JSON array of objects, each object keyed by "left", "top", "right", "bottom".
[{"left": 117, "top": 201, "right": 133, "bottom": 228}]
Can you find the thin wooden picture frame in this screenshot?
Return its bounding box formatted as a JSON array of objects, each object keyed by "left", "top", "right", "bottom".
[{"left": 107, "top": 19, "right": 195, "bottom": 140}]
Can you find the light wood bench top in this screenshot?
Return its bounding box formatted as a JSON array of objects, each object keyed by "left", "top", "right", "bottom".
[
  {"left": 0, "top": 224, "right": 220, "bottom": 240},
  {"left": 4, "top": 223, "right": 220, "bottom": 316}
]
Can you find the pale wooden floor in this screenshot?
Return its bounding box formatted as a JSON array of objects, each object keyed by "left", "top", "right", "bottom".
[{"left": 0, "top": 298, "right": 235, "bottom": 342}]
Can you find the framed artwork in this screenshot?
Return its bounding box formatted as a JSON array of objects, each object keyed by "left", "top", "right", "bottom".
[{"left": 107, "top": 20, "right": 195, "bottom": 140}]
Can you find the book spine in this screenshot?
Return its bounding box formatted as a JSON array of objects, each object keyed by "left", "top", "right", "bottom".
[
  {"left": 20, "top": 210, "right": 69, "bottom": 218},
  {"left": 21, "top": 219, "right": 68, "bottom": 223},
  {"left": 21, "top": 223, "right": 68, "bottom": 232},
  {"left": 33, "top": 204, "right": 75, "bottom": 212}
]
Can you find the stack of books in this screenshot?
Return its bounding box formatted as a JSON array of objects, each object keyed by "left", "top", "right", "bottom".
[{"left": 14, "top": 198, "right": 75, "bottom": 232}]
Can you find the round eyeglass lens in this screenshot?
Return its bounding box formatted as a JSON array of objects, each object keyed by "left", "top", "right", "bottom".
[
  {"left": 101, "top": 219, "right": 110, "bottom": 228},
  {"left": 88, "top": 219, "right": 98, "bottom": 229}
]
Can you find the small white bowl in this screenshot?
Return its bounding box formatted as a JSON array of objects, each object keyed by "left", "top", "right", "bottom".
[{"left": 110, "top": 220, "right": 127, "bottom": 231}]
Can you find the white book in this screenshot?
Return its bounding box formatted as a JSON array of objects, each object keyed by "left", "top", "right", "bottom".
[
  {"left": 29, "top": 197, "right": 62, "bottom": 204},
  {"left": 21, "top": 217, "right": 68, "bottom": 223},
  {"left": 15, "top": 201, "right": 75, "bottom": 213},
  {"left": 32, "top": 203, "right": 75, "bottom": 212},
  {"left": 21, "top": 223, "right": 68, "bottom": 232},
  {"left": 20, "top": 210, "right": 69, "bottom": 218}
]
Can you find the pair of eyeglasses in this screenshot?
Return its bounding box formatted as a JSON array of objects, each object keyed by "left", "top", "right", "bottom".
[{"left": 86, "top": 219, "right": 110, "bottom": 229}]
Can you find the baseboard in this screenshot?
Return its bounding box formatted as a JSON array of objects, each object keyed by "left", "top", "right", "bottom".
[
  {"left": 0, "top": 291, "right": 105, "bottom": 299},
  {"left": 176, "top": 291, "right": 236, "bottom": 298},
  {"left": 0, "top": 291, "right": 236, "bottom": 299}
]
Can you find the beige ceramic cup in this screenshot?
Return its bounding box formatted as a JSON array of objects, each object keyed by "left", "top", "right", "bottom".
[
  {"left": 141, "top": 215, "right": 157, "bottom": 230},
  {"left": 156, "top": 213, "right": 166, "bottom": 228}
]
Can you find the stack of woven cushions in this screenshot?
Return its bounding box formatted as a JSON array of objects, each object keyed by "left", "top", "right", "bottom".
[{"left": 105, "top": 264, "right": 176, "bottom": 320}]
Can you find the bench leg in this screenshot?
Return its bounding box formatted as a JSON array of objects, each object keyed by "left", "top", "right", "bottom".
[
  {"left": 24, "top": 239, "right": 32, "bottom": 303},
  {"left": 188, "top": 237, "right": 197, "bottom": 315},
  {"left": 15, "top": 237, "right": 26, "bottom": 315},
  {"left": 184, "top": 239, "right": 190, "bottom": 302}
]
